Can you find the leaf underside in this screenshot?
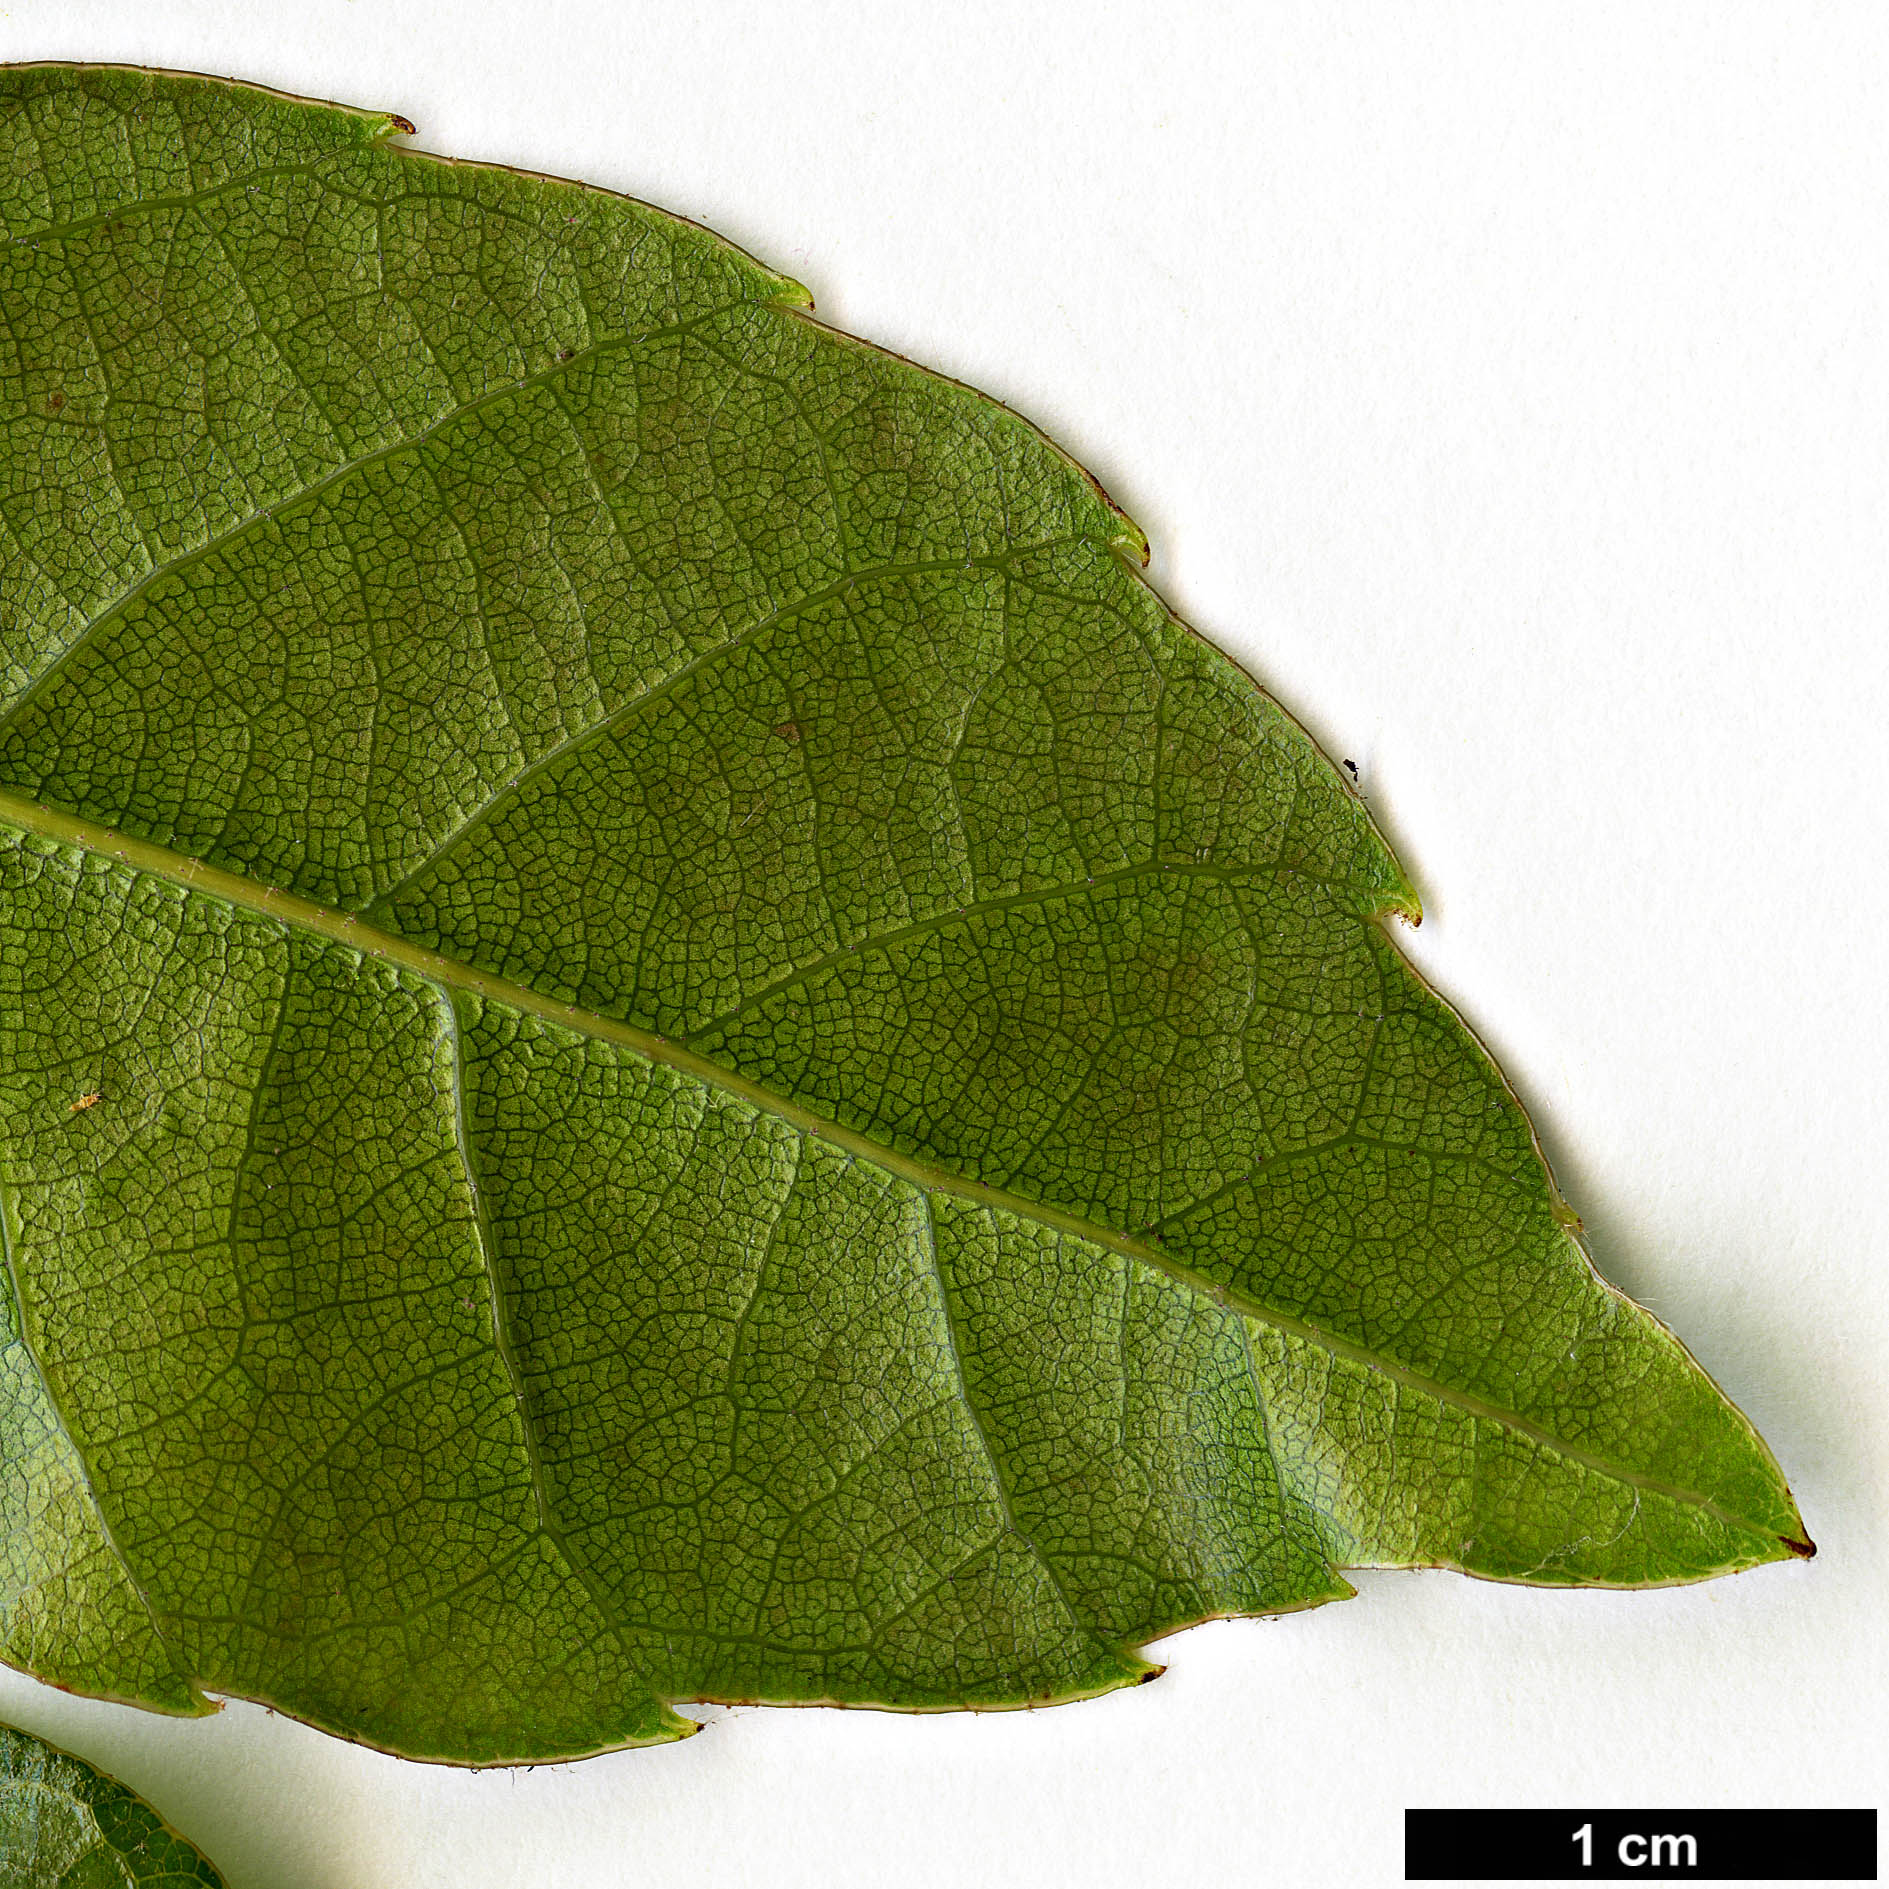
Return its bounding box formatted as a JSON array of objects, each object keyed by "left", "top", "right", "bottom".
[
  {"left": 0, "top": 1719, "right": 223, "bottom": 1885},
  {"left": 0, "top": 65, "right": 1804, "bottom": 1765}
]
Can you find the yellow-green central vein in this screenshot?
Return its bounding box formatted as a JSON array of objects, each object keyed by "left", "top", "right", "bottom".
[{"left": 0, "top": 784, "right": 1794, "bottom": 1553}]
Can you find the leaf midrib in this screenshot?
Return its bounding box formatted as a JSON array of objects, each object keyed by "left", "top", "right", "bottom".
[{"left": 0, "top": 785, "right": 1784, "bottom": 1551}]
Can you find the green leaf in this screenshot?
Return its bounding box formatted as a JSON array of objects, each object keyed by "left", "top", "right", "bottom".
[
  {"left": 0, "top": 64, "right": 1806, "bottom": 1766},
  {"left": 0, "top": 1720, "right": 223, "bottom": 1885}
]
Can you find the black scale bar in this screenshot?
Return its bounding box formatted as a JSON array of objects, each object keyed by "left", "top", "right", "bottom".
[{"left": 1406, "top": 1809, "right": 1877, "bottom": 1881}]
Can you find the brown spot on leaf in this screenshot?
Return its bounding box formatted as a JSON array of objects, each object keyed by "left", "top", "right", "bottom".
[{"left": 771, "top": 721, "right": 802, "bottom": 744}]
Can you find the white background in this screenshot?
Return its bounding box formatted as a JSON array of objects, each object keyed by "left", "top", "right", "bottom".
[{"left": 1, "top": 4, "right": 1883, "bottom": 1885}]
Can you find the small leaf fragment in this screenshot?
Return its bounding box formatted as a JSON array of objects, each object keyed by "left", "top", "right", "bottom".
[{"left": 0, "top": 1720, "right": 224, "bottom": 1886}]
